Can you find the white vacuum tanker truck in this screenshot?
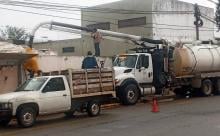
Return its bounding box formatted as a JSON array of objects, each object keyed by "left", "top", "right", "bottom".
[
  {"left": 22, "top": 22, "right": 220, "bottom": 105},
  {"left": 2, "top": 21, "right": 220, "bottom": 127}
]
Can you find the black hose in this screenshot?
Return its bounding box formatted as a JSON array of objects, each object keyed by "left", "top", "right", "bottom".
[{"left": 140, "top": 38, "right": 165, "bottom": 44}]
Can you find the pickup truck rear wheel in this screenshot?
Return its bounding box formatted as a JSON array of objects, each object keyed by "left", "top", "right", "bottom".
[
  {"left": 121, "top": 84, "right": 139, "bottom": 105},
  {"left": 201, "top": 79, "right": 213, "bottom": 96},
  {"left": 17, "top": 107, "right": 37, "bottom": 128},
  {"left": 87, "top": 101, "right": 101, "bottom": 117},
  {"left": 0, "top": 119, "right": 11, "bottom": 127}
]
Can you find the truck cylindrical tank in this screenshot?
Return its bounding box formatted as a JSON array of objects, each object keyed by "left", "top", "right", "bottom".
[{"left": 173, "top": 44, "right": 220, "bottom": 77}]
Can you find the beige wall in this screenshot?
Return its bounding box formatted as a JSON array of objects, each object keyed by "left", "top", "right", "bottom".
[
  {"left": 152, "top": 0, "right": 214, "bottom": 41},
  {"left": 0, "top": 66, "right": 18, "bottom": 94}
]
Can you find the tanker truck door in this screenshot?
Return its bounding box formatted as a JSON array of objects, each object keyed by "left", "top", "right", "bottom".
[{"left": 135, "top": 54, "right": 153, "bottom": 84}]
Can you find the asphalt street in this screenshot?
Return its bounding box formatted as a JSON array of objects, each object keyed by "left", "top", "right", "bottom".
[{"left": 1, "top": 96, "right": 220, "bottom": 136}]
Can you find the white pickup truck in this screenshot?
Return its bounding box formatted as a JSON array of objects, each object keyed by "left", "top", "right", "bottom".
[{"left": 0, "top": 68, "right": 115, "bottom": 127}]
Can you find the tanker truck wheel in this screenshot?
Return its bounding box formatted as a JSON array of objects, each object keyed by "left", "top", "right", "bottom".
[
  {"left": 214, "top": 79, "right": 220, "bottom": 95},
  {"left": 0, "top": 118, "right": 11, "bottom": 127},
  {"left": 201, "top": 79, "right": 213, "bottom": 96},
  {"left": 121, "top": 84, "right": 139, "bottom": 105}
]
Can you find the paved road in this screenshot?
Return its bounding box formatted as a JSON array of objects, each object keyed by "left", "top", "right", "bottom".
[{"left": 1, "top": 96, "right": 220, "bottom": 136}]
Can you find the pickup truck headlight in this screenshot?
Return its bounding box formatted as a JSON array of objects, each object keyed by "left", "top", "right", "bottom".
[{"left": 0, "top": 103, "right": 13, "bottom": 110}]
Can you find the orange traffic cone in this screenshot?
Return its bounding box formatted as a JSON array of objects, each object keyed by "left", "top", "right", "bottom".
[{"left": 151, "top": 97, "right": 159, "bottom": 113}]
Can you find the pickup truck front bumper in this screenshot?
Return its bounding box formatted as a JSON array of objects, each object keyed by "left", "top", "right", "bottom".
[{"left": 0, "top": 109, "right": 12, "bottom": 121}]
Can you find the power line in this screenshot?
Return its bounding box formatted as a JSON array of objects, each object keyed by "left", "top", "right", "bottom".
[
  {"left": 0, "top": 0, "right": 194, "bottom": 14},
  {"left": 0, "top": 6, "right": 215, "bottom": 32},
  {"left": 206, "top": 0, "right": 218, "bottom": 5},
  {"left": 0, "top": 1, "right": 213, "bottom": 29},
  {"left": 0, "top": 2, "right": 207, "bottom": 28}
]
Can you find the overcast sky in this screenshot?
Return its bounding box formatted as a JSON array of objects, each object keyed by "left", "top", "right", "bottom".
[{"left": 0, "top": 0, "right": 218, "bottom": 41}]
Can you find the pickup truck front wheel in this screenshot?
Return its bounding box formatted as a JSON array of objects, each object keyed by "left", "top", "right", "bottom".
[
  {"left": 17, "top": 107, "right": 37, "bottom": 128},
  {"left": 0, "top": 119, "right": 11, "bottom": 127},
  {"left": 87, "top": 101, "right": 101, "bottom": 117}
]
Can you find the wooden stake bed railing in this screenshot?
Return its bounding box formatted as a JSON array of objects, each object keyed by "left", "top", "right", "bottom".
[{"left": 42, "top": 68, "right": 115, "bottom": 98}]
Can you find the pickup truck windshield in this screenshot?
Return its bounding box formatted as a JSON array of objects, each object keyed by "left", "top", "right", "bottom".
[
  {"left": 113, "top": 55, "right": 137, "bottom": 68},
  {"left": 16, "top": 77, "right": 48, "bottom": 92}
]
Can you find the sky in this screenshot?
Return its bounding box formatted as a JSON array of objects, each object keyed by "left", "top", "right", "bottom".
[{"left": 0, "top": 0, "right": 218, "bottom": 41}]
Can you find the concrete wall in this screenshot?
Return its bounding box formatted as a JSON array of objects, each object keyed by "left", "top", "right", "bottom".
[
  {"left": 0, "top": 66, "right": 18, "bottom": 94},
  {"left": 152, "top": 0, "right": 214, "bottom": 41},
  {"left": 81, "top": 0, "right": 154, "bottom": 56},
  {"left": 33, "top": 0, "right": 214, "bottom": 56},
  {"left": 37, "top": 56, "right": 113, "bottom": 72},
  {"left": 33, "top": 39, "right": 84, "bottom": 56}
]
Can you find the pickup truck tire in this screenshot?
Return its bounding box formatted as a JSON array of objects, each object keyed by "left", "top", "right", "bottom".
[
  {"left": 87, "top": 101, "right": 101, "bottom": 117},
  {"left": 201, "top": 79, "right": 213, "bottom": 96},
  {"left": 121, "top": 84, "right": 139, "bottom": 105},
  {"left": 0, "top": 119, "right": 11, "bottom": 127},
  {"left": 17, "top": 107, "right": 37, "bottom": 128}
]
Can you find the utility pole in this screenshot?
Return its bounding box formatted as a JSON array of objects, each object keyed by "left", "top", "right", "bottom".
[
  {"left": 215, "top": 0, "right": 220, "bottom": 31},
  {"left": 194, "top": 4, "right": 203, "bottom": 40}
]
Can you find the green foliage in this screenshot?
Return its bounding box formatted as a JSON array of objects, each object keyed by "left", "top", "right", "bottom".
[{"left": 0, "top": 25, "right": 28, "bottom": 40}]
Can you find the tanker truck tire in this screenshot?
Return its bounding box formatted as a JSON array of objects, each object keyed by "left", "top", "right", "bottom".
[
  {"left": 214, "top": 79, "right": 220, "bottom": 95},
  {"left": 0, "top": 119, "right": 11, "bottom": 127},
  {"left": 121, "top": 84, "right": 139, "bottom": 105},
  {"left": 201, "top": 79, "right": 213, "bottom": 96}
]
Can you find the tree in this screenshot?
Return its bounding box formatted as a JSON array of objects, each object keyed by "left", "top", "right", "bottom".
[{"left": 0, "top": 25, "right": 28, "bottom": 42}]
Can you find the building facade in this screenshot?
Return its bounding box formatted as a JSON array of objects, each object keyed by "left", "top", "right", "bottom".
[{"left": 33, "top": 0, "right": 214, "bottom": 57}]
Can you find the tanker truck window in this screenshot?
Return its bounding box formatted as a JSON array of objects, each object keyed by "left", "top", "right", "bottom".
[
  {"left": 113, "top": 55, "right": 137, "bottom": 68},
  {"left": 136, "top": 55, "right": 149, "bottom": 69}
]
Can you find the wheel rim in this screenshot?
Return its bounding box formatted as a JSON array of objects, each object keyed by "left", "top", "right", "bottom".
[
  {"left": 23, "top": 112, "right": 33, "bottom": 125},
  {"left": 127, "top": 90, "right": 135, "bottom": 100},
  {"left": 203, "top": 83, "right": 211, "bottom": 95},
  {"left": 91, "top": 104, "right": 99, "bottom": 115}
]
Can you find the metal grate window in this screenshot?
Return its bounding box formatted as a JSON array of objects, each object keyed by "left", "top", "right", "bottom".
[
  {"left": 87, "top": 22, "right": 111, "bottom": 30},
  {"left": 118, "top": 17, "right": 146, "bottom": 28},
  {"left": 62, "top": 47, "right": 75, "bottom": 53}
]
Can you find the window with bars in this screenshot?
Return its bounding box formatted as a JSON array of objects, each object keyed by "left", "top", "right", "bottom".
[{"left": 118, "top": 17, "right": 146, "bottom": 28}]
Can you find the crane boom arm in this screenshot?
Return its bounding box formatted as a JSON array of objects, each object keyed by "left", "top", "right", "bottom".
[{"left": 28, "top": 21, "right": 164, "bottom": 48}]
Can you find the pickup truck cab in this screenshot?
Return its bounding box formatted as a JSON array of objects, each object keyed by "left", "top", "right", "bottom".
[{"left": 0, "top": 69, "right": 115, "bottom": 127}]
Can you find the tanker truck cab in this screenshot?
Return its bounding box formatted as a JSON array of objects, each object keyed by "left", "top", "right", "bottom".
[{"left": 113, "top": 53, "right": 154, "bottom": 105}]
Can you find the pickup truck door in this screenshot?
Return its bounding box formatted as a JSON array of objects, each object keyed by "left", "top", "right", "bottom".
[
  {"left": 39, "top": 77, "right": 71, "bottom": 114},
  {"left": 135, "top": 54, "right": 153, "bottom": 84}
]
